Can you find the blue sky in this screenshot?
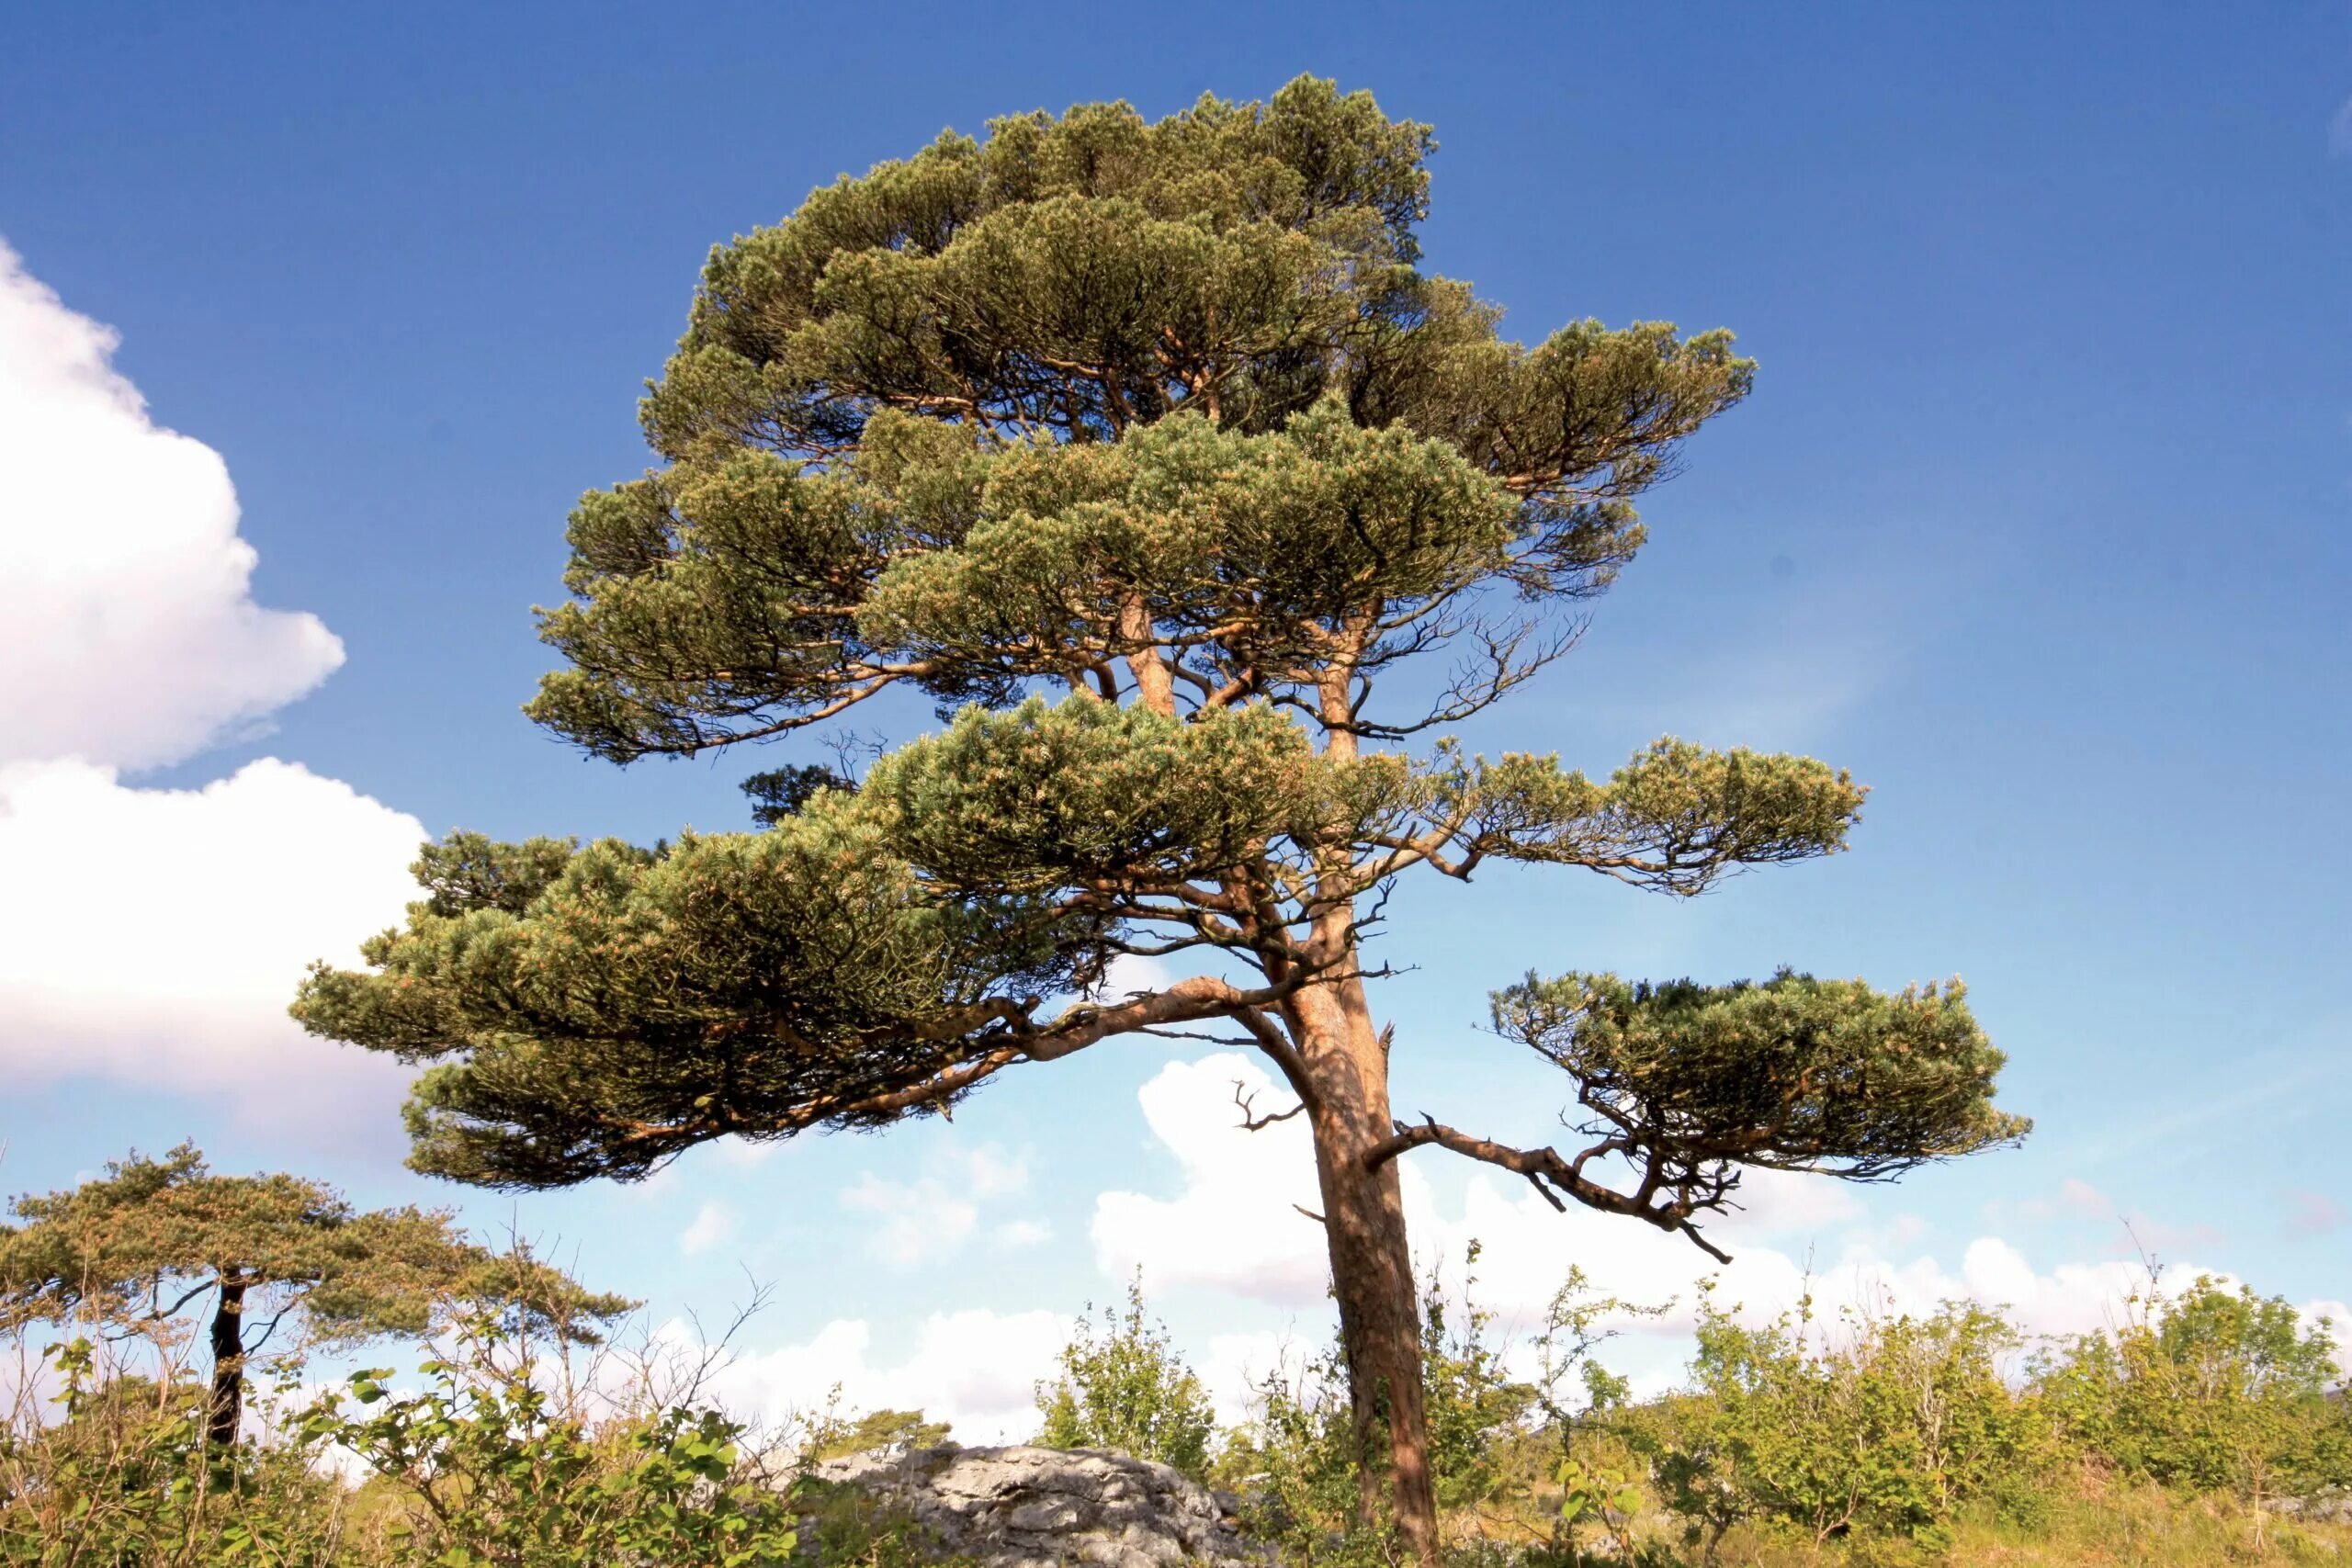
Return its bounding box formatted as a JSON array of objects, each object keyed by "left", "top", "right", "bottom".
[{"left": 2, "top": 2, "right": 2347, "bottom": 1429}]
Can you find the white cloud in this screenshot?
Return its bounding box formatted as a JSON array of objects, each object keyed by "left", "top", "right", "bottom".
[
  {"left": 1093, "top": 1055, "right": 1868, "bottom": 1314},
  {"left": 0, "top": 249, "right": 426, "bottom": 1137},
  {"left": 0, "top": 241, "right": 344, "bottom": 772},
  {"left": 962, "top": 1145, "right": 1032, "bottom": 1200},
  {"left": 1092, "top": 1055, "right": 1333, "bottom": 1307},
  {"left": 1199, "top": 1329, "right": 1302, "bottom": 1427},
  {"left": 2331, "top": 96, "right": 2352, "bottom": 159},
  {"left": 1092, "top": 952, "right": 1176, "bottom": 999},
  {"left": 1091, "top": 1053, "right": 2340, "bottom": 1406},
  {"left": 841, "top": 1143, "right": 1035, "bottom": 1269},
  {"left": 705, "top": 1308, "right": 1072, "bottom": 1443},
  {"left": 997, "top": 1219, "right": 1055, "bottom": 1249},
  {"left": 0, "top": 757, "right": 423, "bottom": 1121},
  {"left": 680, "top": 1201, "right": 737, "bottom": 1257}
]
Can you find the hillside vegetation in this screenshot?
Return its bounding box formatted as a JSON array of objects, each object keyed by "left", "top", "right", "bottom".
[{"left": 5, "top": 1244, "right": 2345, "bottom": 1566}]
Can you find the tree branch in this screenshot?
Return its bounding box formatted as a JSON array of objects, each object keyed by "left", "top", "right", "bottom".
[
  {"left": 1365, "top": 1115, "right": 1735, "bottom": 1264},
  {"left": 1233, "top": 1079, "right": 1307, "bottom": 1133}
]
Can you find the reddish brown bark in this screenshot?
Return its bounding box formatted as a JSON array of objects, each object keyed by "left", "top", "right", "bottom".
[{"left": 1283, "top": 959, "right": 1437, "bottom": 1559}]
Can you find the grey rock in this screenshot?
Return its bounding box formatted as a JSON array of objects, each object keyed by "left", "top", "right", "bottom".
[
  {"left": 802, "top": 1443, "right": 1272, "bottom": 1568},
  {"left": 2279, "top": 1488, "right": 2352, "bottom": 1525}
]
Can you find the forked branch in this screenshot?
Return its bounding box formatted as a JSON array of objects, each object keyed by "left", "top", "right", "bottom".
[{"left": 1364, "top": 1115, "right": 1735, "bottom": 1264}]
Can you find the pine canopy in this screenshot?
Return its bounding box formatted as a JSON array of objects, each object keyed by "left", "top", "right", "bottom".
[
  {"left": 295, "top": 76, "right": 2024, "bottom": 1256},
  {"left": 0, "top": 1144, "right": 632, "bottom": 1343}
]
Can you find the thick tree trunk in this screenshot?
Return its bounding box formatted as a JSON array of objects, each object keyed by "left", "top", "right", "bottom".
[
  {"left": 206, "top": 1274, "right": 246, "bottom": 1453},
  {"left": 1286, "top": 976, "right": 1438, "bottom": 1562}
]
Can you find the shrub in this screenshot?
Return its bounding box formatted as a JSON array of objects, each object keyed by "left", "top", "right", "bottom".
[
  {"left": 1650, "top": 1283, "right": 2050, "bottom": 1562},
  {"left": 1, "top": 1334, "right": 350, "bottom": 1565},
  {"left": 2036, "top": 1274, "right": 2350, "bottom": 1540},
  {"left": 1035, "top": 1274, "right": 1216, "bottom": 1480},
  {"left": 307, "top": 1311, "right": 806, "bottom": 1567}
]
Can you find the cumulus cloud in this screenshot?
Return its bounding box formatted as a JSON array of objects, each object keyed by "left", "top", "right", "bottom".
[
  {"left": 1091, "top": 1055, "right": 1871, "bottom": 1314},
  {"left": 841, "top": 1143, "right": 1035, "bottom": 1269},
  {"left": 704, "top": 1308, "right": 1072, "bottom": 1442},
  {"left": 0, "top": 757, "right": 425, "bottom": 1120},
  {"left": 1092, "top": 1055, "right": 1334, "bottom": 1306},
  {"left": 0, "top": 247, "right": 426, "bottom": 1132},
  {"left": 0, "top": 242, "right": 344, "bottom": 772}
]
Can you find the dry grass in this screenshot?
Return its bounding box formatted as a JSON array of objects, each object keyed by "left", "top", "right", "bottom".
[{"left": 1453, "top": 1463, "right": 2352, "bottom": 1566}]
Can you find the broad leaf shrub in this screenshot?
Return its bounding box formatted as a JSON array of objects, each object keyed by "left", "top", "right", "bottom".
[
  {"left": 308, "top": 1343, "right": 803, "bottom": 1565},
  {"left": 2034, "top": 1274, "right": 2351, "bottom": 1546},
  {"left": 1644, "top": 1285, "right": 2057, "bottom": 1563},
  {"left": 1034, "top": 1274, "right": 1217, "bottom": 1480},
  {"left": 1, "top": 1337, "right": 348, "bottom": 1566}
]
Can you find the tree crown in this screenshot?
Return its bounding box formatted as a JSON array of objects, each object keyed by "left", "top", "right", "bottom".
[
  {"left": 294, "top": 79, "right": 2021, "bottom": 1257},
  {"left": 0, "top": 1145, "right": 631, "bottom": 1344}
]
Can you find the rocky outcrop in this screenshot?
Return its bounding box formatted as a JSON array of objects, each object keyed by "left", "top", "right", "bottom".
[
  {"left": 2278, "top": 1487, "right": 2352, "bottom": 1526},
  {"left": 802, "top": 1443, "right": 1271, "bottom": 1568}
]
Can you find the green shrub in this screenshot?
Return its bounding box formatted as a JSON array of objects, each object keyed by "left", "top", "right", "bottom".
[
  {"left": 1649, "top": 1283, "right": 2051, "bottom": 1562},
  {"left": 308, "top": 1315, "right": 804, "bottom": 1566},
  {"left": 0, "top": 1336, "right": 350, "bottom": 1566},
  {"left": 1034, "top": 1274, "right": 1217, "bottom": 1480},
  {"left": 2035, "top": 1274, "right": 2350, "bottom": 1536},
  {"left": 1216, "top": 1247, "right": 1659, "bottom": 1564}
]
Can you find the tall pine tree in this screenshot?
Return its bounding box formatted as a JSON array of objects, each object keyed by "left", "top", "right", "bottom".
[{"left": 294, "top": 79, "right": 2025, "bottom": 1556}]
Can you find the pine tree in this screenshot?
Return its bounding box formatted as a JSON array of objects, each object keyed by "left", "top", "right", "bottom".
[
  {"left": 0, "top": 1145, "right": 631, "bottom": 1450},
  {"left": 293, "top": 79, "right": 2026, "bottom": 1557}
]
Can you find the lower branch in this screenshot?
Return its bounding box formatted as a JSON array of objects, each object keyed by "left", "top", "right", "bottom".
[{"left": 1364, "top": 1117, "right": 1735, "bottom": 1264}]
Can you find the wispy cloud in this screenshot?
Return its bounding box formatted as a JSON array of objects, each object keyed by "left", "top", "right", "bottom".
[
  {"left": 2063, "top": 1022, "right": 2350, "bottom": 1171},
  {"left": 2330, "top": 96, "right": 2352, "bottom": 158},
  {"left": 2287, "top": 1190, "right": 2346, "bottom": 1237},
  {"left": 841, "top": 1143, "right": 1035, "bottom": 1269},
  {"left": 680, "top": 1201, "right": 737, "bottom": 1257}
]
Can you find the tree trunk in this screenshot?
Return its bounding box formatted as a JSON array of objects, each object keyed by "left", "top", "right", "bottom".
[
  {"left": 207, "top": 1273, "right": 247, "bottom": 1453},
  {"left": 1287, "top": 974, "right": 1439, "bottom": 1562}
]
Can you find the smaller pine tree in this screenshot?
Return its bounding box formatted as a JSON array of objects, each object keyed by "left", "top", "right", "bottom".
[
  {"left": 0, "top": 1144, "right": 631, "bottom": 1451},
  {"left": 1035, "top": 1275, "right": 1217, "bottom": 1480}
]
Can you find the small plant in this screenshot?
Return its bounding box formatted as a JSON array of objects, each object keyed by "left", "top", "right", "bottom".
[
  {"left": 1555, "top": 1455, "right": 1642, "bottom": 1559},
  {"left": 308, "top": 1311, "right": 804, "bottom": 1566},
  {"left": 1035, "top": 1273, "right": 1216, "bottom": 1480}
]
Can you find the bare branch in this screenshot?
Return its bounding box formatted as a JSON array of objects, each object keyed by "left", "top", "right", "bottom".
[
  {"left": 1233, "top": 1079, "right": 1308, "bottom": 1134},
  {"left": 1365, "top": 1115, "right": 1736, "bottom": 1264}
]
